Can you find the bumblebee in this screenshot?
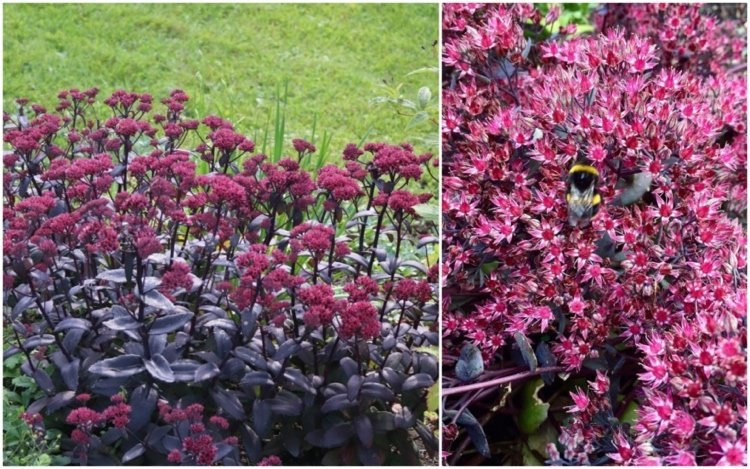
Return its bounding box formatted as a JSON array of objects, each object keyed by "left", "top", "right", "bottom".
[{"left": 566, "top": 162, "right": 601, "bottom": 227}]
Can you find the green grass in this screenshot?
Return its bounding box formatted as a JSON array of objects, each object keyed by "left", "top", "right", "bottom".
[{"left": 3, "top": 3, "right": 439, "bottom": 158}]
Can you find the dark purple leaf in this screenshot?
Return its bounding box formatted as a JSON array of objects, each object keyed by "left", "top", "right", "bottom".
[
  {"left": 281, "top": 427, "right": 302, "bottom": 457},
  {"left": 100, "top": 427, "right": 123, "bottom": 445},
  {"left": 195, "top": 362, "right": 220, "bottom": 382},
  {"left": 103, "top": 314, "right": 140, "bottom": 331},
  {"left": 120, "top": 339, "right": 147, "bottom": 356},
  {"left": 400, "top": 260, "right": 429, "bottom": 274},
  {"left": 330, "top": 262, "right": 357, "bottom": 275},
  {"left": 417, "top": 353, "right": 439, "bottom": 378},
  {"left": 96, "top": 269, "right": 128, "bottom": 283},
  {"left": 514, "top": 332, "right": 537, "bottom": 372},
  {"left": 373, "top": 247, "right": 387, "bottom": 262},
  {"left": 11, "top": 295, "right": 35, "bottom": 320},
  {"left": 273, "top": 339, "right": 300, "bottom": 361},
  {"left": 352, "top": 208, "right": 377, "bottom": 219},
  {"left": 381, "top": 367, "right": 404, "bottom": 392},
  {"left": 402, "top": 373, "right": 434, "bottom": 391},
  {"left": 324, "top": 382, "right": 347, "bottom": 398},
  {"left": 204, "top": 318, "right": 238, "bottom": 332},
  {"left": 247, "top": 214, "right": 268, "bottom": 231},
  {"left": 214, "top": 328, "right": 232, "bottom": 358},
  {"left": 361, "top": 382, "right": 395, "bottom": 401},
  {"left": 382, "top": 335, "right": 397, "bottom": 350},
  {"left": 149, "top": 334, "right": 167, "bottom": 355},
  {"left": 536, "top": 341, "right": 558, "bottom": 385},
  {"left": 267, "top": 358, "right": 281, "bottom": 376},
  {"left": 339, "top": 356, "right": 358, "bottom": 377},
  {"left": 88, "top": 354, "right": 144, "bottom": 377},
  {"left": 163, "top": 435, "right": 181, "bottom": 452},
  {"left": 143, "top": 290, "right": 175, "bottom": 310},
  {"left": 149, "top": 312, "right": 192, "bottom": 335},
  {"left": 121, "top": 443, "right": 145, "bottom": 463},
  {"left": 91, "top": 376, "right": 130, "bottom": 394},
  {"left": 171, "top": 359, "right": 199, "bottom": 382},
  {"left": 354, "top": 414, "right": 374, "bottom": 448},
  {"left": 415, "top": 420, "right": 438, "bottom": 453},
  {"left": 283, "top": 368, "right": 314, "bottom": 394},
  {"left": 345, "top": 252, "right": 369, "bottom": 268},
  {"left": 416, "top": 236, "right": 438, "bottom": 249},
  {"left": 369, "top": 411, "right": 396, "bottom": 431},
  {"left": 252, "top": 399, "right": 272, "bottom": 437},
  {"left": 322, "top": 422, "right": 352, "bottom": 448},
  {"left": 268, "top": 390, "right": 302, "bottom": 416},
  {"left": 61, "top": 358, "right": 80, "bottom": 391},
  {"left": 221, "top": 357, "right": 246, "bottom": 380},
  {"left": 213, "top": 443, "right": 234, "bottom": 463},
  {"left": 240, "top": 424, "right": 262, "bottom": 463},
  {"left": 241, "top": 371, "right": 274, "bottom": 388},
  {"left": 22, "top": 334, "right": 55, "bottom": 350},
  {"left": 384, "top": 351, "right": 404, "bottom": 370},
  {"left": 451, "top": 409, "right": 490, "bottom": 458},
  {"left": 33, "top": 368, "right": 55, "bottom": 394},
  {"left": 321, "top": 394, "right": 355, "bottom": 413},
  {"left": 146, "top": 425, "right": 171, "bottom": 445},
  {"left": 211, "top": 388, "right": 245, "bottom": 420},
  {"left": 144, "top": 354, "right": 174, "bottom": 383},
  {"left": 129, "top": 384, "right": 157, "bottom": 432},
  {"left": 27, "top": 397, "right": 50, "bottom": 416},
  {"left": 46, "top": 390, "right": 76, "bottom": 413},
  {"left": 54, "top": 318, "right": 91, "bottom": 332},
  {"left": 394, "top": 406, "right": 415, "bottom": 428},
  {"left": 234, "top": 347, "right": 267, "bottom": 370},
  {"left": 240, "top": 307, "right": 260, "bottom": 340},
  {"left": 347, "top": 374, "right": 362, "bottom": 401}
]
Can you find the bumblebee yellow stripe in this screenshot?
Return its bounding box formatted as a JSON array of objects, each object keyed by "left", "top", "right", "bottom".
[
  {"left": 592, "top": 193, "right": 601, "bottom": 205},
  {"left": 569, "top": 164, "right": 599, "bottom": 177}
]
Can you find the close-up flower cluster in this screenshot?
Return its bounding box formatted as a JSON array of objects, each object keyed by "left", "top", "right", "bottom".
[
  {"left": 441, "top": 3, "right": 746, "bottom": 466},
  {"left": 3, "top": 88, "right": 439, "bottom": 465}
]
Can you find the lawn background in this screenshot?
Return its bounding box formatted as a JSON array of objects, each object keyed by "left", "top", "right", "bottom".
[{"left": 3, "top": 3, "right": 438, "bottom": 159}]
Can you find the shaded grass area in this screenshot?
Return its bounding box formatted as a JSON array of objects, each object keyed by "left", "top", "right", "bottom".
[{"left": 3, "top": 3, "right": 438, "bottom": 158}]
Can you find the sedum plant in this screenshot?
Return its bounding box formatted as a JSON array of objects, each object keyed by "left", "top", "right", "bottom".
[{"left": 3, "top": 88, "right": 439, "bottom": 465}]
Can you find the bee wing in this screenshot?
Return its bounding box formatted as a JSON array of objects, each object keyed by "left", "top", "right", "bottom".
[
  {"left": 567, "top": 185, "right": 595, "bottom": 215},
  {"left": 567, "top": 185, "right": 596, "bottom": 226}
]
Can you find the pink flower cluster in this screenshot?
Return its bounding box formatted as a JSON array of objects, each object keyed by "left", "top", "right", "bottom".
[
  {"left": 594, "top": 3, "right": 746, "bottom": 75},
  {"left": 340, "top": 301, "right": 380, "bottom": 340},
  {"left": 66, "top": 394, "right": 132, "bottom": 447},
  {"left": 298, "top": 284, "right": 345, "bottom": 328},
  {"left": 158, "top": 401, "right": 236, "bottom": 466},
  {"left": 442, "top": 3, "right": 746, "bottom": 465}
]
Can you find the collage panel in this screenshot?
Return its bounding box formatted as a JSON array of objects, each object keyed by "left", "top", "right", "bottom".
[
  {"left": 441, "top": 3, "right": 747, "bottom": 467},
  {"left": 3, "top": 3, "right": 439, "bottom": 466}
]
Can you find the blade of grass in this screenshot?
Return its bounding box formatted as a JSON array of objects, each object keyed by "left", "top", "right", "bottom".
[
  {"left": 310, "top": 112, "right": 318, "bottom": 145},
  {"left": 272, "top": 80, "right": 289, "bottom": 163},
  {"left": 358, "top": 125, "right": 374, "bottom": 148},
  {"left": 261, "top": 107, "right": 272, "bottom": 155},
  {"left": 315, "top": 131, "right": 333, "bottom": 172}
]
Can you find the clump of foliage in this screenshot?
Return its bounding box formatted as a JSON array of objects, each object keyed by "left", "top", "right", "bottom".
[
  {"left": 442, "top": 3, "right": 745, "bottom": 466},
  {"left": 3, "top": 87, "right": 439, "bottom": 465},
  {"left": 3, "top": 353, "right": 68, "bottom": 466}
]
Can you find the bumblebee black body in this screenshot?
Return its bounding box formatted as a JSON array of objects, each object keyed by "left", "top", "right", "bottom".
[{"left": 566, "top": 163, "right": 601, "bottom": 227}]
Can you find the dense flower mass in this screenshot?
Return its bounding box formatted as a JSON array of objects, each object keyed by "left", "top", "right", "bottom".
[
  {"left": 3, "top": 87, "right": 438, "bottom": 465},
  {"left": 442, "top": 3, "right": 746, "bottom": 466}
]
